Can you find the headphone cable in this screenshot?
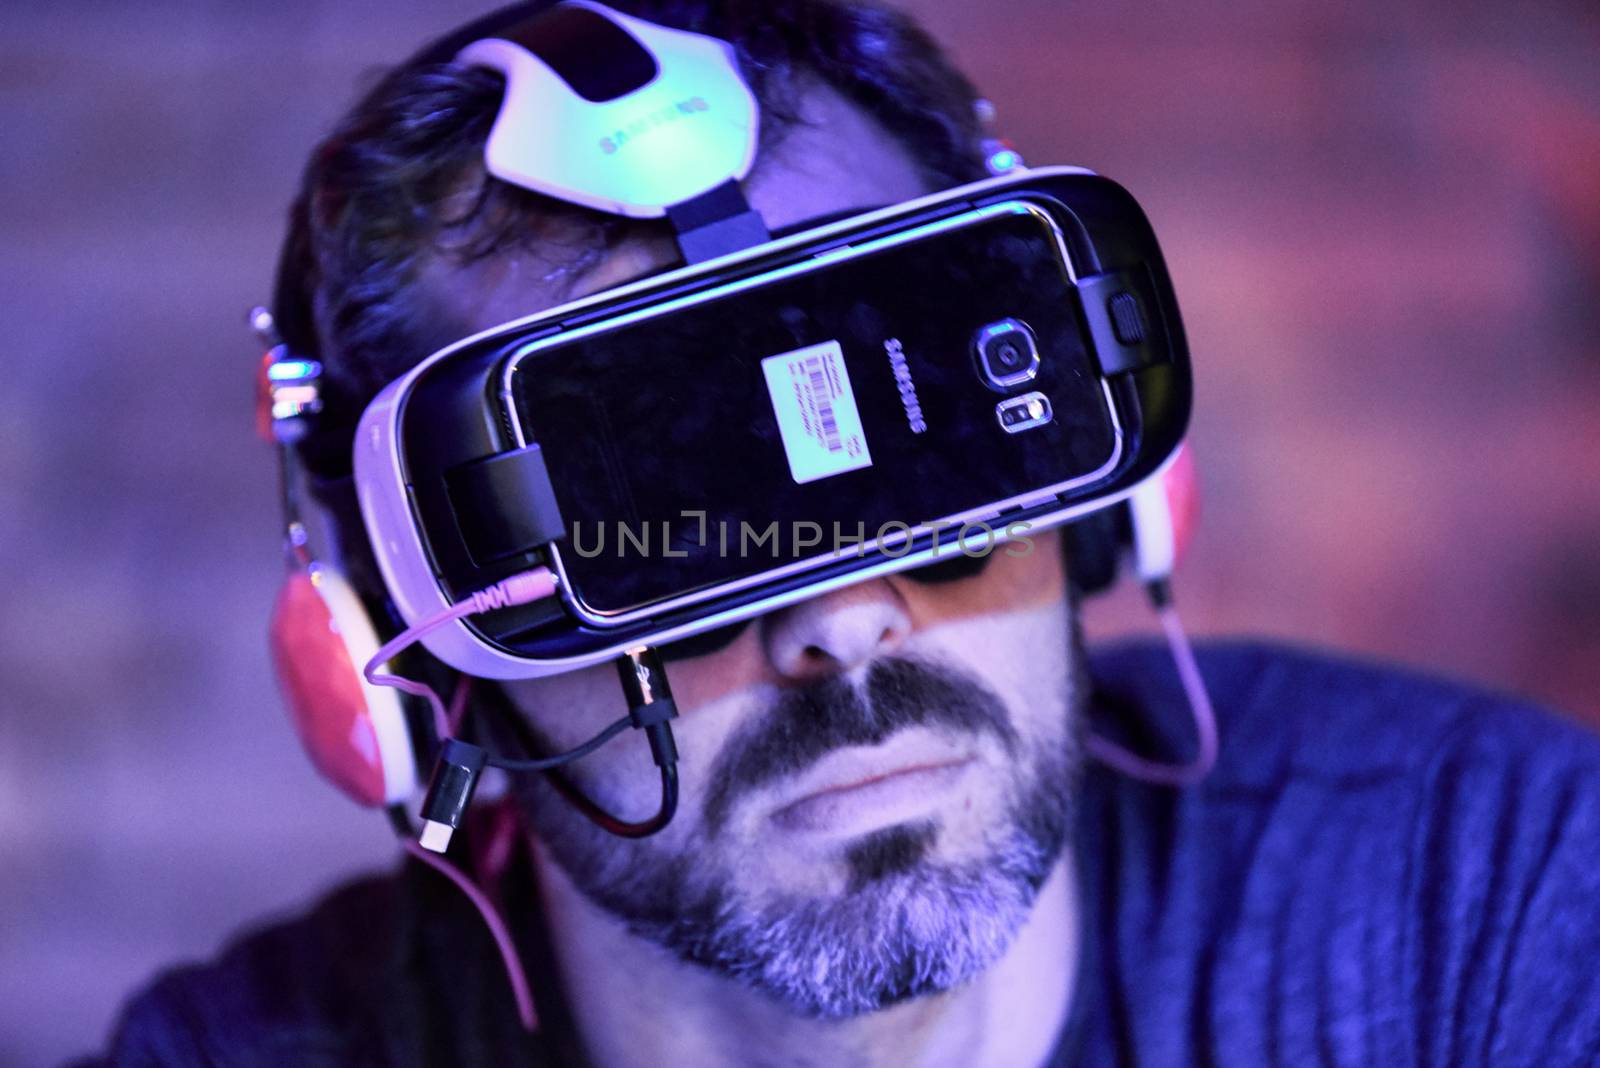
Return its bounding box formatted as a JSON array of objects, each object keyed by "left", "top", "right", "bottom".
[{"left": 360, "top": 569, "right": 680, "bottom": 851}]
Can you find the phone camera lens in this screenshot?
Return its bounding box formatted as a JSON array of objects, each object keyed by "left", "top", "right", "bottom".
[
  {"left": 994, "top": 338, "right": 1027, "bottom": 371},
  {"left": 974, "top": 318, "right": 1040, "bottom": 391}
]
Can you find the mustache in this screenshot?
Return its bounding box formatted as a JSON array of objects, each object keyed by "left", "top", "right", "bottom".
[{"left": 701, "top": 656, "right": 1020, "bottom": 836}]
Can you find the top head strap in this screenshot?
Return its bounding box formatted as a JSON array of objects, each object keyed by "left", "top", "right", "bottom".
[{"left": 457, "top": 0, "right": 761, "bottom": 220}]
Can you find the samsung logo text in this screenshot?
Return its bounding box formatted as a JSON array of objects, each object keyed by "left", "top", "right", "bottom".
[
  {"left": 884, "top": 337, "right": 928, "bottom": 434},
  {"left": 599, "top": 96, "right": 711, "bottom": 155}
]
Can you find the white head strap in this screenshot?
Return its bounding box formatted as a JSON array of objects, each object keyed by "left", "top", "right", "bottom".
[{"left": 457, "top": 0, "right": 760, "bottom": 220}]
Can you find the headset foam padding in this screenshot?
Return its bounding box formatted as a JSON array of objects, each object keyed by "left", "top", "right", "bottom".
[
  {"left": 270, "top": 565, "right": 418, "bottom": 805},
  {"left": 1064, "top": 507, "right": 1127, "bottom": 596}
]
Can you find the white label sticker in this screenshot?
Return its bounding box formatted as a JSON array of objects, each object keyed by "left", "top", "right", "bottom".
[{"left": 761, "top": 340, "right": 873, "bottom": 484}]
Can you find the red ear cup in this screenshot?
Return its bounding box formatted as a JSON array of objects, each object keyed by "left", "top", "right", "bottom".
[
  {"left": 1127, "top": 442, "right": 1200, "bottom": 582},
  {"left": 270, "top": 565, "right": 418, "bottom": 806},
  {"left": 1163, "top": 443, "right": 1200, "bottom": 567}
]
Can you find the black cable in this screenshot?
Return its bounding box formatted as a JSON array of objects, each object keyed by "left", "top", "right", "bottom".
[
  {"left": 547, "top": 748, "right": 679, "bottom": 838},
  {"left": 418, "top": 649, "right": 682, "bottom": 849},
  {"left": 534, "top": 652, "right": 681, "bottom": 837},
  {"left": 486, "top": 713, "right": 634, "bottom": 772},
  {"left": 504, "top": 710, "right": 660, "bottom": 830}
]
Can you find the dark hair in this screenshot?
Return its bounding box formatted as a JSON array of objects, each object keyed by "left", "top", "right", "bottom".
[{"left": 272, "top": 0, "right": 990, "bottom": 476}]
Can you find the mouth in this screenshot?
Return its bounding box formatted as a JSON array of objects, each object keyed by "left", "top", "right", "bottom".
[{"left": 767, "top": 736, "right": 976, "bottom": 836}]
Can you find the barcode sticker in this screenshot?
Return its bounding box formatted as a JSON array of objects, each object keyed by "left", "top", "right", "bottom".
[{"left": 761, "top": 340, "right": 872, "bottom": 484}]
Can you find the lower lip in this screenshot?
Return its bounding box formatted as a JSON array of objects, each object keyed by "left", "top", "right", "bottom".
[{"left": 769, "top": 759, "right": 973, "bottom": 835}]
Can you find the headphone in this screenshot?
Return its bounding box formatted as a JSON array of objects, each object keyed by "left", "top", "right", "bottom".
[{"left": 258, "top": 341, "right": 420, "bottom": 806}]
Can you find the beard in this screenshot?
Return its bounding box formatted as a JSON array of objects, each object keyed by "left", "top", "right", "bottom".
[{"left": 509, "top": 653, "right": 1083, "bottom": 1018}]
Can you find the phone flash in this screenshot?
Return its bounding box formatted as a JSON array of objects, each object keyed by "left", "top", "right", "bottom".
[{"left": 997, "top": 391, "right": 1053, "bottom": 434}]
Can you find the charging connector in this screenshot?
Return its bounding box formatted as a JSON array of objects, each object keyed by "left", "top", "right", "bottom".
[
  {"left": 618, "top": 646, "right": 680, "bottom": 767},
  {"left": 418, "top": 739, "right": 488, "bottom": 853}
]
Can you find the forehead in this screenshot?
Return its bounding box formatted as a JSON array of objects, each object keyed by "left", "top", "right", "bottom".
[{"left": 425, "top": 82, "right": 938, "bottom": 340}]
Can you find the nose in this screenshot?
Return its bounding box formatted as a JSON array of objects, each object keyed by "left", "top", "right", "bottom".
[{"left": 760, "top": 578, "right": 912, "bottom": 682}]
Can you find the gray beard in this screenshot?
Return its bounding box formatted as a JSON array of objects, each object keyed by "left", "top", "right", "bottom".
[{"left": 506, "top": 654, "right": 1082, "bottom": 1018}]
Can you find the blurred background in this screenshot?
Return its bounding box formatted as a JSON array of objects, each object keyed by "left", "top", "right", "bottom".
[{"left": 1, "top": 0, "right": 1596, "bottom": 1062}]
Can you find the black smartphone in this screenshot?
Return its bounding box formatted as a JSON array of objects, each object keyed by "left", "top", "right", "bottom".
[{"left": 502, "top": 200, "right": 1123, "bottom": 623}]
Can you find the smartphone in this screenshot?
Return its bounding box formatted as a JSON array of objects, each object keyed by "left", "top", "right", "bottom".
[{"left": 502, "top": 200, "right": 1122, "bottom": 624}]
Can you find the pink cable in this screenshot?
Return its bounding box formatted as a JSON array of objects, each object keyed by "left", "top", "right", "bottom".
[
  {"left": 402, "top": 838, "right": 539, "bottom": 1032},
  {"left": 365, "top": 573, "right": 557, "bottom": 1033},
  {"left": 363, "top": 569, "right": 559, "bottom": 741},
  {"left": 1085, "top": 601, "right": 1218, "bottom": 787},
  {"left": 447, "top": 674, "right": 473, "bottom": 734}
]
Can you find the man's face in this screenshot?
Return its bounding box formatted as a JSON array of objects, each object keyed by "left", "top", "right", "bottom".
[{"left": 433, "top": 86, "right": 1087, "bottom": 1017}]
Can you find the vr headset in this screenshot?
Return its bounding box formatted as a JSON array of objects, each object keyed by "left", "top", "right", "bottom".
[{"left": 334, "top": 1, "right": 1192, "bottom": 681}]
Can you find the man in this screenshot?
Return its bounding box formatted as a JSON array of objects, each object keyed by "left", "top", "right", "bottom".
[{"left": 89, "top": 1, "right": 1600, "bottom": 1065}]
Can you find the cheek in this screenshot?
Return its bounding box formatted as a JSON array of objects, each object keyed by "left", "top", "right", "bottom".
[
  {"left": 899, "top": 529, "right": 1067, "bottom": 630},
  {"left": 620, "top": 633, "right": 775, "bottom": 787},
  {"left": 502, "top": 667, "right": 621, "bottom": 748},
  {"left": 660, "top": 625, "right": 772, "bottom": 710},
  {"left": 500, "top": 639, "right": 775, "bottom": 820},
  {"left": 918, "top": 598, "right": 1075, "bottom": 736},
  {"left": 503, "top": 609, "right": 770, "bottom": 742},
  {"left": 903, "top": 536, "right": 1076, "bottom": 741}
]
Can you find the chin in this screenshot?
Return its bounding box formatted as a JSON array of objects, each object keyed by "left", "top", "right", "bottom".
[{"left": 694, "top": 844, "right": 1056, "bottom": 1018}]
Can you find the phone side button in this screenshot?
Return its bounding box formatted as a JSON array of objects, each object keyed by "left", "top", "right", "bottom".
[{"left": 997, "top": 392, "right": 1053, "bottom": 435}]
